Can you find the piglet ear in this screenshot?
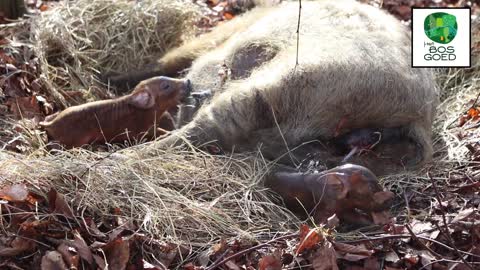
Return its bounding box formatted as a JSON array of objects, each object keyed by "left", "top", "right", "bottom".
[
  {"left": 325, "top": 174, "right": 348, "bottom": 199},
  {"left": 373, "top": 191, "right": 395, "bottom": 205},
  {"left": 129, "top": 90, "right": 155, "bottom": 109}
]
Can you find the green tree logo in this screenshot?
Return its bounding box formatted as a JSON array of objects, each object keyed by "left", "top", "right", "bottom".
[{"left": 424, "top": 12, "right": 458, "bottom": 44}]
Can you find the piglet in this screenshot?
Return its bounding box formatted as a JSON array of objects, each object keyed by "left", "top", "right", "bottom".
[
  {"left": 264, "top": 164, "right": 395, "bottom": 226},
  {"left": 40, "top": 76, "right": 191, "bottom": 148}
]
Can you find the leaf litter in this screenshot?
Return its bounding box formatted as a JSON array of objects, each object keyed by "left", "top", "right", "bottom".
[{"left": 0, "top": 0, "right": 480, "bottom": 269}]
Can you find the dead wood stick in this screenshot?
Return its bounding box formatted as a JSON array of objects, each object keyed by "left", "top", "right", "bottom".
[
  {"left": 428, "top": 172, "right": 474, "bottom": 270},
  {"left": 205, "top": 233, "right": 298, "bottom": 270},
  {"left": 295, "top": 0, "right": 302, "bottom": 67},
  {"left": 341, "top": 234, "right": 480, "bottom": 260}
]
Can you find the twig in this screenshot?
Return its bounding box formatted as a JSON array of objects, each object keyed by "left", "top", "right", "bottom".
[
  {"left": 469, "top": 91, "right": 480, "bottom": 110},
  {"left": 205, "top": 233, "right": 298, "bottom": 270},
  {"left": 79, "top": 150, "right": 119, "bottom": 179},
  {"left": 295, "top": 0, "right": 302, "bottom": 67},
  {"left": 405, "top": 224, "right": 441, "bottom": 258},
  {"left": 427, "top": 172, "right": 474, "bottom": 270},
  {"left": 341, "top": 234, "right": 480, "bottom": 259}
]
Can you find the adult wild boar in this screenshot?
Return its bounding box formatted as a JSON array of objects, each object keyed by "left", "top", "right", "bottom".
[{"left": 109, "top": 0, "right": 438, "bottom": 175}]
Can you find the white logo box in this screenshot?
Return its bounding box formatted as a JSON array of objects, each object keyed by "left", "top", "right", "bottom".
[{"left": 412, "top": 8, "right": 471, "bottom": 68}]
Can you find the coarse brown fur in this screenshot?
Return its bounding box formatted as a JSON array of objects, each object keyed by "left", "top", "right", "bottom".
[
  {"left": 110, "top": 0, "right": 438, "bottom": 175},
  {"left": 264, "top": 164, "right": 395, "bottom": 225},
  {"left": 40, "top": 77, "right": 190, "bottom": 148}
]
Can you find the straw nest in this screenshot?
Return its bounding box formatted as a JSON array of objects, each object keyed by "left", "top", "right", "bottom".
[
  {"left": 0, "top": 145, "right": 299, "bottom": 244},
  {"left": 32, "top": 0, "right": 199, "bottom": 107},
  {"left": 0, "top": 0, "right": 479, "bottom": 262}
]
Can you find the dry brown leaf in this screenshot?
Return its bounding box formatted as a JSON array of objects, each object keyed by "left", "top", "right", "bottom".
[
  {"left": 258, "top": 253, "right": 282, "bottom": 270},
  {"left": 143, "top": 260, "right": 164, "bottom": 270},
  {"left": 454, "top": 182, "right": 480, "bottom": 194},
  {"left": 57, "top": 243, "right": 80, "bottom": 269},
  {"left": 47, "top": 189, "right": 74, "bottom": 219},
  {"left": 6, "top": 96, "right": 43, "bottom": 119},
  {"left": 225, "top": 260, "right": 241, "bottom": 270},
  {"left": 0, "top": 236, "right": 36, "bottom": 256},
  {"left": 295, "top": 229, "right": 323, "bottom": 256},
  {"left": 363, "top": 257, "right": 380, "bottom": 270},
  {"left": 311, "top": 241, "right": 339, "bottom": 270},
  {"left": 41, "top": 251, "right": 68, "bottom": 270},
  {"left": 103, "top": 238, "right": 130, "bottom": 270},
  {"left": 92, "top": 254, "right": 107, "bottom": 269},
  {"left": 72, "top": 230, "right": 93, "bottom": 265},
  {"left": 0, "top": 183, "right": 28, "bottom": 202},
  {"left": 467, "top": 107, "right": 480, "bottom": 119},
  {"left": 333, "top": 242, "right": 373, "bottom": 257},
  {"left": 296, "top": 226, "right": 324, "bottom": 255}
]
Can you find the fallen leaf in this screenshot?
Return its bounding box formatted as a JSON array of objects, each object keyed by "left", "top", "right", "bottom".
[
  {"left": 6, "top": 96, "right": 43, "bottom": 119},
  {"left": 258, "top": 253, "right": 282, "bottom": 270},
  {"left": 39, "top": 4, "right": 48, "bottom": 11},
  {"left": 57, "top": 243, "right": 80, "bottom": 269},
  {"left": 467, "top": 107, "right": 480, "bottom": 119},
  {"left": 225, "top": 260, "right": 241, "bottom": 270},
  {"left": 363, "top": 257, "right": 380, "bottom": 270},
  {"left": 451, "top": 208, "right": 475, "bottom": 223},
  {"left": 384, "top": 251, "right": 400, "bottom": 263},
  {"left": 311, "top": 241, "right": 339, "bottom": 270},
  {"left": 0, "top": 183, "right": 28, "bottom": 202},
  {"left": 333, "top": 242, "right": 373, "bottom": 256},
  {"left": 223, "top": 12, "right": 234, "bottom": 20},
  {"left": 103, "top": 238, "right": 130, "bottom": 270},
  {"left": 41, "top": 251, "right": 68, "bottom": 270},
  {"left": 48, "top": 189, "right": 74, "bottom": 219},
  {"left": 296, "top": 226, "right": 324, "bottom": 255},
  {"left": 404, "top": 253, "right": 419, "bottom": 266},
  {"left": 143, "top": 260, "right": 164, "bottom": 270},
  {"left": 72, "top": 230, "right": 93, "bottom": 265},
  {"left": 92, "top": 254, "right": 106, "bottom": 269},
  {"left": 416, "top": 250, "right": 436, "bottom": 270},
  {"left": 0, "top": 236, "right": 36, "bottom": 256},
  {"left": 334, "top": 242, "right": 373, "bottom": 262},
  {"left": 453, "top": 182, "right": 480, "bottom": 194}
]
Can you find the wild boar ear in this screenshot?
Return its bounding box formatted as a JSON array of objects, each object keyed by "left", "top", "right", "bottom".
[
  {"left": 325, "top": 175, "right": 348, "bottom": 199},
  {"left": 129, "top": 89, "right": 155, "bottom": 109},
  {"left": 373, "top": 191, "right": 395, "bottom": 205}
]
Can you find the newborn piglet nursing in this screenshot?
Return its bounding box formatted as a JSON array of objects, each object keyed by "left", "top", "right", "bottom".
[
  {"left": 264, "top": 164, "right": 395, "bottom": 226},
  {"left": 333, "top": 127, "right": 405, "bottom": 162},
  {"left": 40, "top": 76, "right": 191, "bottom": 148}
]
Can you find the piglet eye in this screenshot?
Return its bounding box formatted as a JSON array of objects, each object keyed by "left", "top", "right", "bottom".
[{"left": 162, "top": 83, "right": 170, "bottom": 90}]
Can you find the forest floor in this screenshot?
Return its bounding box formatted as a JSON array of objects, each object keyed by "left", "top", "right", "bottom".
[{"left": 0, "top": 0, "right": 479, "bottom": 269}]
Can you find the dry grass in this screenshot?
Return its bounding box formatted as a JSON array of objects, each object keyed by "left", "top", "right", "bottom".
[
  {"left": 32, "top": 0, "right": 199, "bottom": 107},
  {"left": 0, "top": 145, "right": 299, "bottom": 248},
  {"left": 0, "top": 0, "right": 479, "bottom": 263}
]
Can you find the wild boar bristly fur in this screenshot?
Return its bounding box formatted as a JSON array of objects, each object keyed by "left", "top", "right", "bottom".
[{"left": 112, "top": 1, "right": 438, "bottom": 174}]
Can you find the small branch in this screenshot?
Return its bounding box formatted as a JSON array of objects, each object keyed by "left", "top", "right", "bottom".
[
  {"left": 295, "top": 0, "right": 302, "bottom": 67},
  {"left": 205, "top": 233, "right": 298, "bottom": 270},
  {"left": 427, "top": 172, "right": 474, "bottom": 270},
  {"left": 405, "top": 224, "right": 441, "bottom": 258},
  {"left": 341, "top": 234, "right": 480, "bottom": 260}
]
